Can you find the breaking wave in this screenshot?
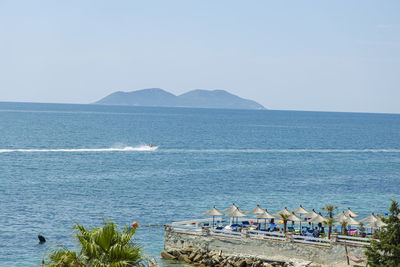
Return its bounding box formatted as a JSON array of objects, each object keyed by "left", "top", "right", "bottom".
[{"left": 0, "top": 145, "right": 158, "bottom": 153}]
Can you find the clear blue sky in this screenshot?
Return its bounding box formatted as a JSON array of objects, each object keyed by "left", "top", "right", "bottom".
[{"left": 1, "top": 0, "right": 399, "bottom": 113}]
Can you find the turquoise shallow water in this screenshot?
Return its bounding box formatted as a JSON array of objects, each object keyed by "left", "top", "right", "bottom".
[{"left": 0, "top": 102, "right": 399, "bottom": 266}]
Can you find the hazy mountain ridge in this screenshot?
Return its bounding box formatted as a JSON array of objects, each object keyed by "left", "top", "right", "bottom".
[{"left": 95, "top": 88, "right": 265, "bottom": 110}]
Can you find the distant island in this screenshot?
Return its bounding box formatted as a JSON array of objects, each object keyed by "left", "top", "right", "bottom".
[{"left": 94, "top": 88, "right": 266, "bottom": 110}]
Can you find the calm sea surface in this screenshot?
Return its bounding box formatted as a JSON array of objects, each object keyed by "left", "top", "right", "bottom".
[{"left": 0, "top": 102, "right": 399, "bottom": 266}]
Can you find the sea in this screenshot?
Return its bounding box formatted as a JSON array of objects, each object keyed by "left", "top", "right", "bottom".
[{"left": 0, "top": 102, "right": 399, "bottom": 266}]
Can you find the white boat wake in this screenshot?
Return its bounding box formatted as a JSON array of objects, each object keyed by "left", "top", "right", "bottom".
[{"left": 0, "top": 145, "right": 158, "bottom": 153}]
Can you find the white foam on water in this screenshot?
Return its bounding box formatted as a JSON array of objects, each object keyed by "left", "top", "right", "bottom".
[{"left": 0, "top": 145, "right": 158, "bottom": 153}]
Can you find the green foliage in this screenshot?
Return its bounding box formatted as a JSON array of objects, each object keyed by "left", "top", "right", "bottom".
[
  {"left": 44, "top": 221, "right": 153, "bottom": 267},
  {"left": 365, "top": 200, "right": 400, "bottom": 267}
]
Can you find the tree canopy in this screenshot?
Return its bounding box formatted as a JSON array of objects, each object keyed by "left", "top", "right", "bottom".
[{"left": 365, "top": 200, "right": 400, "bottom": 266}]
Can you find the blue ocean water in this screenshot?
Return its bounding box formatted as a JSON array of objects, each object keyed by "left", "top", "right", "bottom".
[{"left": 0, "top": 102, "right": 399, "bottom": 266}]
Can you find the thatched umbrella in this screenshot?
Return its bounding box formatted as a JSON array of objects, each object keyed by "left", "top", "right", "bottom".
[
  {"left": 292, "top": 205, "right": 309, "bottom": 230},
  {"left": 366, "top": 219, "right": 387, "bottom": 228},
  {"left": 304, "top": 209, "right": 319, "bottom": 219},
  {"left": 247, "top": 204, "right": 265, "bottom": 214},
  {"left": 203, "top": 206, "right": 224, "bottom": 228},
  {"left": 223, "top": 203, "right": 245, "bottom": 213},
  {"left": 343, "top": 216, "right": 360, "bottom": 226},
  {"left": 308, "top": 214, "right": 328, "bottom": 224},
  {"left": 359, "top": 213, "right": 378, "bottom": 224},
  {"left": 308, "top": 214, "right": 328, "bottom": 231},
  {"left": 292, "top": 205, "right": 309, "bottom": 215},
  {"left": 273, "top": 207, "right": 292, "bottom": 217},
  {"left": 255, "top": 209, "right": 275, "bottom": 229},
  {"left": 360, "top": 213, "right": 387, "bottom": 231},
  {"left": 335, "top": 215, "right": 360, "bottom": 225},
  {"left": 274, "top": 212, "right": 302, "bottom": 232},
  {"left": 225, "top": 207, "right": 248, "bottom": 224},
  {"left": 335, "top": 214, "right": 360, "bottom": 234},
  {"left": 334, "top": 211, "right": 348, "bottom": 221},
  {"left": 343, "top": 208, "right": 360, "bottom": 218}
]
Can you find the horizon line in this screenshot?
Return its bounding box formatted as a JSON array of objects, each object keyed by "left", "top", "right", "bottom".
[{"left": 0, "top": 100, "right": 399, "bottom": 115}]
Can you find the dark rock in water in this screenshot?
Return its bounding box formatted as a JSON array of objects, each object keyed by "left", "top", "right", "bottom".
[{"left": 38, "top": 234, "right": 46, "bottom": 243}]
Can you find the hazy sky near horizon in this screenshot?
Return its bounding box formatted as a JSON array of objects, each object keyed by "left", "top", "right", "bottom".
[{"left": 1, "top": 1, "right": 399, "bottom": 113}]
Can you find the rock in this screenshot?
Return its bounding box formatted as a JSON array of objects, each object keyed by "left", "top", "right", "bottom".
[
  {"left": 189, "top": 248, "right": 199, "bottom": 258},
  {"left": 188, "top": 251, "right": 197, "bottom": 260},
  {"left": 160, "top": 250, "right": 176, "bottom": 260},
  {"left": 193, "top": 254, "right": 202, "bottom": 263},
  {"left": 236, "top": 259, "right": 247, "bottom": 267},
  {"left": 220, "top": 259, "right": 228, "bottom": 266},
  {"left": 263, "top": 263, "right": 274, "bottom": 267},
  {"left": 168, "top": 249, "right": 181, "bottom": 257},
  {"left": 212, "top": 255, "right": 221, "bottom": 263},
  {"left": 181, "top": 248, "right": 192, "bottom": 254},
  {"left": 178, "top": 254, "right": 192, "bottom": 264},
  {"left": 205, "top": 258, "right": 214, "bottom": 266}
]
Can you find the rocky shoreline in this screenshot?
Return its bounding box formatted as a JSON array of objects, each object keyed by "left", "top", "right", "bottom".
[{"left": 160, "top": 247, "right": 323, "bottom": 267}]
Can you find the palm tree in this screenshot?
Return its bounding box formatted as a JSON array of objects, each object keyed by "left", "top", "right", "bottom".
[
  {"left": 279, "top": 214, "right": 289, "bottom": 233},
  {"left": 340, "top": 221, "right": 348, "bottom": 235},
  {"left": 44, "top": 221, "right": 153, "bottom": 267},
  {"left": 322, "top": 205, "right": 338, "bottom": 239},
  {"left": 323, "top": 218, "right": 335, "bottom": 239}
]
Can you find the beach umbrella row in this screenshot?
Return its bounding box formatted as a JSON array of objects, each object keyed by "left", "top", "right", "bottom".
[{"left": 203, "top": 204, "right": 388, "bottom": 230}]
